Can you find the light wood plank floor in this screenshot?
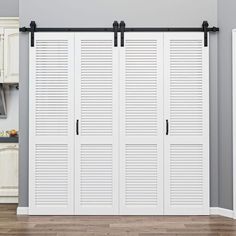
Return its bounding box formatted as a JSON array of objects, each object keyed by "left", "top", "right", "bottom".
[{"left": 1, "top": 204, "right": 236, "bottom": 235}]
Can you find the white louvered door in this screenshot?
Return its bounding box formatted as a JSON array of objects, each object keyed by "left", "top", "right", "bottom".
[
  {"left": 119, "top": 33, "right": 164, "bottom": 215},
  {"left": 75, "top": 33, "right": 119, "bottom": 215},
  {"left": 29, "top": 31, "right": 210, "bottom": 216},
  {"left": 29, "top": 33, "right": 75, "bottom": 215},
  {"left": 164, "top": 33, "right": 209, "bottom": 215}
]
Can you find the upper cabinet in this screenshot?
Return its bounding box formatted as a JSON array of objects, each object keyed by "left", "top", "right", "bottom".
[
  {"left": 0, "top": 28, "right": 4, "bottom": 83},
  {"left": 4, "top": 28, "right": 19, "bottom": 83},
  {"left": 0, "top": 18, "right": 19, "bottom": 84}
]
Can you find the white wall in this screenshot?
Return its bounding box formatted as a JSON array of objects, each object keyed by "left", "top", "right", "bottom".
[{"left": 0, "top": 86, "right": 19, "bottom": 131}]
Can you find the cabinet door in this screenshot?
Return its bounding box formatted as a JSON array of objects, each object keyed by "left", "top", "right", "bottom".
[
  {"left": 119, "top": 33, "right": 164, "bottom": 215},
  {"left": 0, "top": 144, "right": 18, "bottom": 197},
  {"left": 4, "top": 28, "right": 19, "bottom": 83},
  {"left": 29, "top": 33, "right": 75, "bottom": 215},
  {"left": 164, "top": 33, "right": 209, "bottom": 215},
  {"left": 0, "top": 28, "right": 4, "bottom": 83},
  {"left": 75, "top": 33, "right": 119, "bottom": 215}
]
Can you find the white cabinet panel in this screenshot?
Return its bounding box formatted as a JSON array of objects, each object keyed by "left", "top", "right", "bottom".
[
  {"left": 4, "top": 28, "right": 19, "bottom": 83},
  {"left": 0, "top": 143, "right": 18, "bottom": 197},
  {"left": 75, "top": 33, "right": 119, "bottom": 215},
  {"left": 29, "top": 33, "right": 75, "bottom": 215},
  {"left": 0, "top": 27, "right": 4, "bottom": 83},
  {"left": 164, "top": 33, "right": 209, "bottom": 215},
  {"left": 119, "top": 33, "right": 164, "bottom": 215}
]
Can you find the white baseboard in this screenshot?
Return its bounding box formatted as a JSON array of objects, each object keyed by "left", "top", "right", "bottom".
[
  {"left": 210, "top": 207, "right": 220, "bottom": 215},
  {"left": 16, "top": 207, "right": 234, "bottom": 218},
  {"left": 210, "top": 207, "right": 234, "bottom": 218},
  {"left": 17, "top": 207, "right": 28, "bottom": 215}
]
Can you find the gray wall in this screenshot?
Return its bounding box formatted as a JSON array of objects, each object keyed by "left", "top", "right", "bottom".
[
  {"left": 218, "top": 0, "right": 236, "bottom": 210},
  {"left": 0, "top": 0, "right": 18, "bottom": 17},
  {"left": 19, "top": 0, "right": 218, "bottom": 207}
]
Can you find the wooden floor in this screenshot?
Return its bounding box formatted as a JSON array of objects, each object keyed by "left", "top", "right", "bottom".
[{"left": 1, "top": 205, "right": 236, "bottom": 236}]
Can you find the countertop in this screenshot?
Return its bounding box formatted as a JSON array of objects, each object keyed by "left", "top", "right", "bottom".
[{"left": 0, "top": 136, "right": 19, "bottom": 143}]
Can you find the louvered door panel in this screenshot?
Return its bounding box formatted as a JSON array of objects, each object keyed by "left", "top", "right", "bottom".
[
  {"left": 75, "top": 33, "right": 118, "bottom": 215},
  {"left": 125, "top": 144, "right": 159, "bottom": 206},
  {"left": 29, "top": 33, "right": 74, "bottom": 215},
  {"left": 120, "top": 33, "right": 164, "bottom": 215},
  {"left": 35, "top": 144, "right": 69, "bottom": 206},
  {"left": 80, "top": 144, "right": 113, "bottom": 206},
  {"left": 164, "top": 33, "right": 209, "bottom": 215}
]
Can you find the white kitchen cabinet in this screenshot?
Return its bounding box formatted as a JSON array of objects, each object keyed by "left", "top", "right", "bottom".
[
  {"left": 0, "top": 28, "right": 4, "bottom": 83},
  {"left": 3, "top": 28, "right": 19, "bottom": 83},
  {"left": 0, "top": 18, "right": 19, "bottom": 83},
  {"left": 0, "top": 143, "right": 18, "bottom": 203}
]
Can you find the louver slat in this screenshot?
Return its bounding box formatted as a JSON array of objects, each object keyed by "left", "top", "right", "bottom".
[
  {"left": 120, "top": 33, "right": 164, "bottom": 215},
  {"left": 75, "top": 33, "right": 118, "bottom": 215},
  {"left": 164, "top": 33, "right": 209, "bottom": 215},
  {"left": 29, "top": 33, "right": 74, "bottom": 215}
]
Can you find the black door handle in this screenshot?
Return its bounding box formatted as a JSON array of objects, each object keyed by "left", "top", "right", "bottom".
[
  {"left": 166, "top": 120, "right": 169, "bottom": 135},
  {"left": 76, "top": 120, "right": 79, "bottom": 135}
]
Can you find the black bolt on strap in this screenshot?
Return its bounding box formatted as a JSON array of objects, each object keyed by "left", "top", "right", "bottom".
[
  {"left": 30, "top": 21, "right": 36, "bottom": 47},
  {"left": 19, "top": 27, "right": 27, "bottom": 32},
  {"left": 202, "top": 21, "right": 209, "bottom": 47},
  {"left": 120, "top": 21, "right": 125, "bottom": 47},
  {"left": 212, "top": 27, "right": 218, "bottom": 32},
  {"left": 113, "top": 21, "right": 118, "bottom": 47}
]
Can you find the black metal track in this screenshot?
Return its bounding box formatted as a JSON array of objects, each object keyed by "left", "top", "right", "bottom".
[
  {"left": 19, "top": 27, "right": 219, "bottom": 32},
  {"left": 20, "top": 27, "right": 115, "bottom": 32},
  {"left": 19, "top": 20, "right": 219, "bottom": 47},
  {"left": 125, "top": 27, "right": 219, "bottom": 32}
]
